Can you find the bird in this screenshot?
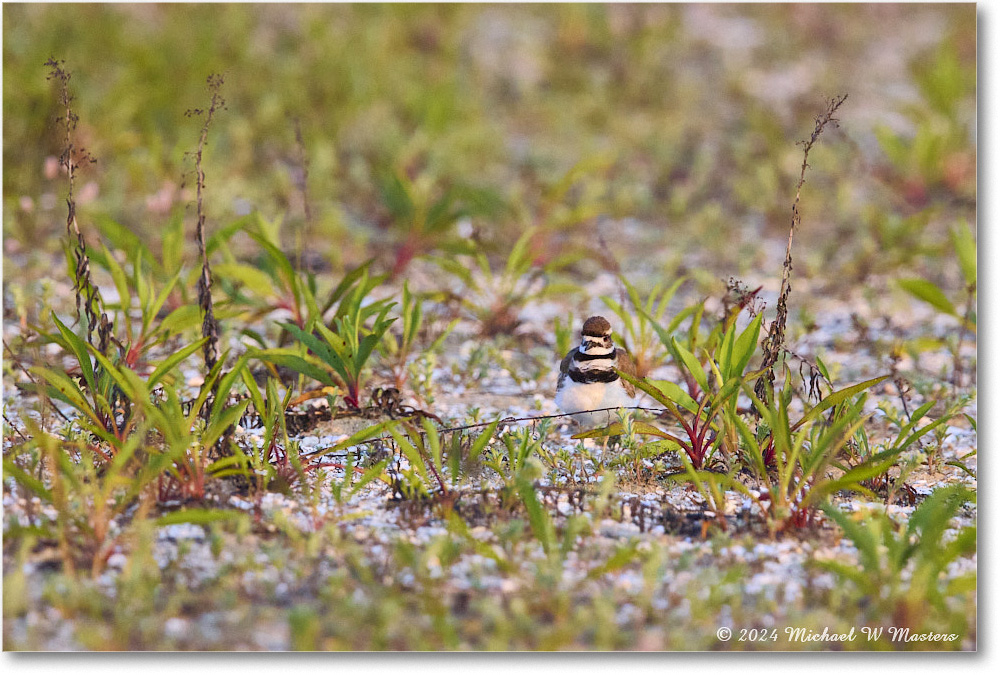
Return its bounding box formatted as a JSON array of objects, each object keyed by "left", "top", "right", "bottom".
[{"left": 555, "top": 315, "right": 637, "bottom": 429}]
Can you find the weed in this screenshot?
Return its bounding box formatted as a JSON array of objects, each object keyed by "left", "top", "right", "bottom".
[
  {"left": 755, "top": 94, "right": 848, "bottom": 402},
  {"left": 896, "top": 219, "right": 976, "bottom": 389},
  {"left": 388, "top": 417, "right": 500, "bottom": 500},
  {"left": 380, "top": 282, "right": 458, "bottom": 391},
  {"left": 736, "top": 373, "right": 897, "bottom": 533},
  {"left": 257, "top": 269, "right": 396, "bottom": 409},
  {"left": 434, "top": 229, "right": 576, "bottom": 336},
  {"left": 602, "top": 277, "right": 687, "bottom": 378},
  {"left": 818, "top": 485, "right": 975, "bottom": 635},
  {"left": 45, "top": 58, "right": 105, "bottom": 346},
  {"left": 376, "top": 170, "right": 507, "bottom": 276},
  {"left": 579, "top": 309, "right": 763, "bottom": 470},
  {"left": 185, "top": 73, "right": 226, "bottom": 391}
]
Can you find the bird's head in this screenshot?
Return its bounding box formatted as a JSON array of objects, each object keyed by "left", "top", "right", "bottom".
[{"left": 580, "top": 315, "right": 614, "bottom": 353}]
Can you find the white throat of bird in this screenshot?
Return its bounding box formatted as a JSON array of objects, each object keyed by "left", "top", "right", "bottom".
[{"left": 580, "top": 338, "right": 614, "bottom": 356}]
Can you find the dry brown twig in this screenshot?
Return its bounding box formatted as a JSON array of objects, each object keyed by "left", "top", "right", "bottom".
[
  {"left": 755, "top": 94, "right": 848, "bottom": 404},
  {"left": 292, "top": 116, "right": 314, "bottom": 267},
  {"left": 45, "top": 58, "right": 107, "bottom": 349},
  {"left": 185, "top": 74, "right": 226, "bottom": 399}
]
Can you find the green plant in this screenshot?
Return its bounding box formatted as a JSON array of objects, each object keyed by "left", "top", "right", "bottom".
[
  {"left": 4, "top": 347, "right": 247, "bottom": 575},
  {"left": 376, "top": 169, "right": 507, "bottom": 276},
  {"left": 672, "top": 453, "right": 741, "bottom": 532},
  {"left": 388, "top": 417, "right": 500, "bottom": 500},
  {"left": 87, "top": 240, "right": 203, "bottom": 370},
  {"left": 433, "top": 228, "right": 576, "bottom": 336},
  {"left": 875, "top": 40, "right": 975, "bottom": 205},
  {"left": 256, "top": 269, "right": 396, "bottom": 409},
  {"left": 579, "top": 310, "right": 763, "bottom": 470},
  {"left": 553, "top": 311, "right": 575, "bottom": 359},
  {"left": 379, "top": 282, "right": 458, "bottom": 390},
  {"left": 601, "top": 277, "right": 687, "bottom": 378},
  {"left": 131, "top": 355, "right": 250, "bottom": 503},
  {"left": 896, "top": 219, "right": 976, "bottom": 388},
  {"left": 212, "top": 213, "right": 316, "bottom": 332},
  {"left": 857, "top": 395, "right": 965, "bottom": 479},
  {"left": 4, "top": 419, "right": 162, "bottom": 577},
  {"left": 234, "top": 372, "right": 393, "bottom": 503},
  {"left": 818, "top": 485, "right": 976, "bottom": 633},
  {"left": 734, "top": 374, "right": 898, "bottom": 533},
  {"left": 31, "top": 314, "right": 206, "bottom": 443}
]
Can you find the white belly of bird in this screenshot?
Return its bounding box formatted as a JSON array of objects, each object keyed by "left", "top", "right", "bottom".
[{"left": 556, "top": 379, "right": 635, "bottom": 429}]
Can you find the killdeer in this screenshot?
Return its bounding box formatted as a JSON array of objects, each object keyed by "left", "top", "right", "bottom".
[{"left": 555, "top": 315, "right": 637, "bottom": 428}]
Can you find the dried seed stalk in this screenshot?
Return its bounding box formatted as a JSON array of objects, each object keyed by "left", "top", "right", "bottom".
[
  {"left": 46, "top": 58, "right": 104, "bottom": 346},
  {"left": 187, "top": 74, "right": 226, "bottom": 380},
  {"left": 292, "top": 117, "right": 314, "bottom": 240},
  {"left": 754, "top": 94, "right": 847, "bottom": 403}
]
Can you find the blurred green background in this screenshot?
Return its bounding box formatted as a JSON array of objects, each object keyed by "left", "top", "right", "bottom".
[{"left": 3, "top": 2, "right": 976, "bottom": 291}]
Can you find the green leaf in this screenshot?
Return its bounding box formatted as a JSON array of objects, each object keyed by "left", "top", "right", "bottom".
[
  {"left": 951, "top": 221, "right": 977, "bottom": 287},
  {"left": 349, "top": 459, "right": 391, "bottom": 496},
  {"left": 389, "top": 425, "right": 429, "bottom": 484},
  {"left": 820, "top": 503, "right": 882, "bottom": 574},
  {"left": 297, "top": 322, "right": 343, "bottom": 370},
  {"left": 51, "top": 313, "right": 97, "bottom": 395},
  {"left": 571, "top": 420, "right": 684, "bottom": 445},
  {"left": 422, "top": 416, "right": 443, "bottom": 475},
  {"left": 321, "top": 260, "right": 374, "bottom": 316},
  {"left": 814, "top": 355, "right": 831, "bottom": 382},
  {"left": 906, "top": 485, "right": 973, "bottom": 554},
  {"left": 468, "top": 419, "right": 501, "bottom": 461},
  {"left": 647, "top": 379, "right": 699, "bottom": 414},
  {"left": 155, "top": 509, "right": 250, "bottom": 527},
  {"left": 145, "top": 270, "right": 182, "bottom": 335},
  {"left": 148, "top": 337, "right": 208, "bottom": 389},
  {"left": 323, "top": 420, "right": 396, "bottom": 455},
  {"left": 253, "top": 349, "right": 338, "bottom": 388},
  {"left": 377, "top": 171, "right": 415, "bottom": 222},
  {"left": 95, "top": 215, "right": 155, "bottom": 272},
  {"left": 796, "top": 375, "right": 890, "bottom": 429},
  {"left": 214, "top": 262, "right": 277, "bottom": 298},
  {"left": 161, "top": 213, "right": 185, "bottom": 275},
  {"left": 31, "top": 367, "right": 94, "bottom": 419},
  {"left": 617, "top": 370, "right": 669, "bottom": 408},
  {"left": 506, "top": 228, "right": 537, "bottom": 277},
  {"left": 205, "top": 214, "right": 257, "bottom": 257},
  {"left": 157, "top": 305, "right": 203, "bottom": 337},
  {"left": 204, "top": 400, "right": 251, "bottom": 449},
  {"left": 246, "top": 231, "right": 298, "bottom": 302},
  {"left": 3, "top": 459, "right": 53, "bottom": 501},
  {"left": 100, "top": 243, "right": 132, "bottom": 314},
  {"left": 514, "top": 471, "right": 554, "bottom": 555},
  {"left": 240, "top": 368, "right": 266, "bottom": 427},
  {"left": 718, "top": 318, "right": 737, "bottom": 381},
  {"left": 898, "top": 278, "right": 958, "bottom": 316},
  {"left": 671, "top": 337, "right": 709, "bottom": 393},
  {"left": 731, "top": 312, "right": 764, "bottom": 378}
]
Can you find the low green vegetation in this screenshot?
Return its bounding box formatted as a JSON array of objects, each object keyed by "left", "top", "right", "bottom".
[{"left": 3, "top": 3, "right": 975, "bottom": 651}]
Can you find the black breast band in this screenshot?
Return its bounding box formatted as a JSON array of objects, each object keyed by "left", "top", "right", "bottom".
[
  {"left": 568, "top": 369, "right": 619, "bottom": 384},
  {"left": 575, "top": 351, "right": 615, "bottom": 362}
]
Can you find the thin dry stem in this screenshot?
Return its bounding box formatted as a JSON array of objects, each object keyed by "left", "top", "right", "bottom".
[
  {"left": 187, "top": 74, "right": 226, "bottom": 380},
  {"left": 292, "top": 116, "right": 313, "bottom": 272},
  {"left": 952, "top": 282, "right": 976, "bottom": 389},
  {"left": 46, "top": 58, "right": 103, "bottom": 345},
  {"left": 755, "top": 94, "right": 848, "bottom": 403}
]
